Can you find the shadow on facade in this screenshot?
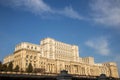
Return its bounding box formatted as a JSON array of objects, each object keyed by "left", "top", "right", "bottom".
[{"left": 0, "top": 70, "right": 119, "bottom": 80}]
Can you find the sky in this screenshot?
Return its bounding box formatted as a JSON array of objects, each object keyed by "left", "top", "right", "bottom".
[{"left": 0, "top": 0, "right": 120, "bottom": 75}]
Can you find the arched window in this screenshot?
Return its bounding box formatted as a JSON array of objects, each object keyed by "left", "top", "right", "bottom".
[
  {"left": 26, "top": 55, "right": 29, "bottom": 58},
  {"left": 30, "top": 55, "right": 32, "bottom": 59},
  {"left": 31, "top": 46, "right": 33, "bottom": 49},
  {"left": 34, "top": 56, "right": 36, "bottom": 59},
  {"left": 27, "top": 45, "right": 29, "bottom": 48}
]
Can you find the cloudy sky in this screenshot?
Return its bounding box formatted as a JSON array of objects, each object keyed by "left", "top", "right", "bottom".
[{"left": 0, "top": 0, "right": 120, "bottom": 75}]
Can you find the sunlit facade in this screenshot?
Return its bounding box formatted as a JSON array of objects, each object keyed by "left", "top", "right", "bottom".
[{"left": 3, "top": 38, "right": 119, "bottom": 78}]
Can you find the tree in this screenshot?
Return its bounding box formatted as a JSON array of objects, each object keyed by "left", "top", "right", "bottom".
[
  {"left": 0, "top": 61, "right": 2, "bottom": 71},
  {"left": 33, "top": 68, "right": 45, "bottom": 73},
  {"left": 7, "top": 62, "right": 13, "bottom": 71},
  {"left": 14, "top": 65, "right": 19, "bottom": 72},
  {"left": 20, "top": 68, "right": 24, "bottom": 73},
  {"left": 1, "top": 64, "right": 7, "bottom": 72},
  {"left": 26, "top": 63, "right": 33, "bottom": 73}
]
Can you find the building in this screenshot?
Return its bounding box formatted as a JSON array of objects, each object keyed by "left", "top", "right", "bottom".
[{"left": 3, "top": 38, "right": 119, "bottom": 78}]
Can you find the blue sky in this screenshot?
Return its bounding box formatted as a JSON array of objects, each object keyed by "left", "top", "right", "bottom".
[{"left": 0, "top": 0, "right": 120, "bottom": 74}]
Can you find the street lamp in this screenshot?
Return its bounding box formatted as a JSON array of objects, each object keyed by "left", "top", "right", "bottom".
[{"left": 57, "top": 70, "right": 72, "bottom": 80}]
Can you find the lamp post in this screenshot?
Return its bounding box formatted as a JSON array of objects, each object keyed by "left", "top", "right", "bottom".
[
  {"left": 57, "top": 70, "right": 72, "bottom": 80},
  {"left": 98, "top": 74, "right": 108, "bottom": 80}
]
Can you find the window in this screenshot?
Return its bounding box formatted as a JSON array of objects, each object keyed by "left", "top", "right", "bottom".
[
  {"left": 31, "top": 46, "right": 33, "bottom": 49},
  {"left": 34, "top": 64, "right": 36, "bottom": 67},
  {"left": 27, "top": 45, "right": 29, "bottom": 48},
  {"left": 26, "top": 55, "right": 29, "bottom": 58},
  {"left": 34, "top": 56, "right": 36, "bottom": 59},
  {"left": 26, "top": 63, "right": 28, "bottom": 66},
  {"left": 30, "top": 56, "right": 32, "bottom": 59},
  {"left": 26, "top": 60, "right": 28, "bottom": 62}
]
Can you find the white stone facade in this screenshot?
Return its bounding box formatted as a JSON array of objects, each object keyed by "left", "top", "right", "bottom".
[{"left": 3, "top": 38, "right": 119, "bottom": 78}]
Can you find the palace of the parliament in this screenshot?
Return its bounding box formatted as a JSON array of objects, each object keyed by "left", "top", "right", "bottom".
[{"left": 3, "top": 38, "right": 119, "bottom": 78}]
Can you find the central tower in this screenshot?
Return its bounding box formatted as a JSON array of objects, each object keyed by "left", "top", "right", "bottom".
[{"left": 40, "top": 38, "right": 79, "bottom": 62}]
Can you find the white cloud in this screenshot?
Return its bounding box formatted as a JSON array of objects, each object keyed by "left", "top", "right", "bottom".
[
  {"left": 0, "top": 0, "right": 53, "bottom": 14},
  {"left": 85, "top": 37, "right": 110, "bottom": 56},
  {"left": 24, "top": 0, "right": 52, "bottom": 13},
  {"left": 58, "top": 6, "right": 83, "bottom": 20},
  {"left": 1, "top": 0, "right": 120, "bottom": 27},
  {"left": 0, "top": 0, "right": 83, "bottom": 20},
  {"left": 90, "top": 0, "right": 120, "bottom": 27}
]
